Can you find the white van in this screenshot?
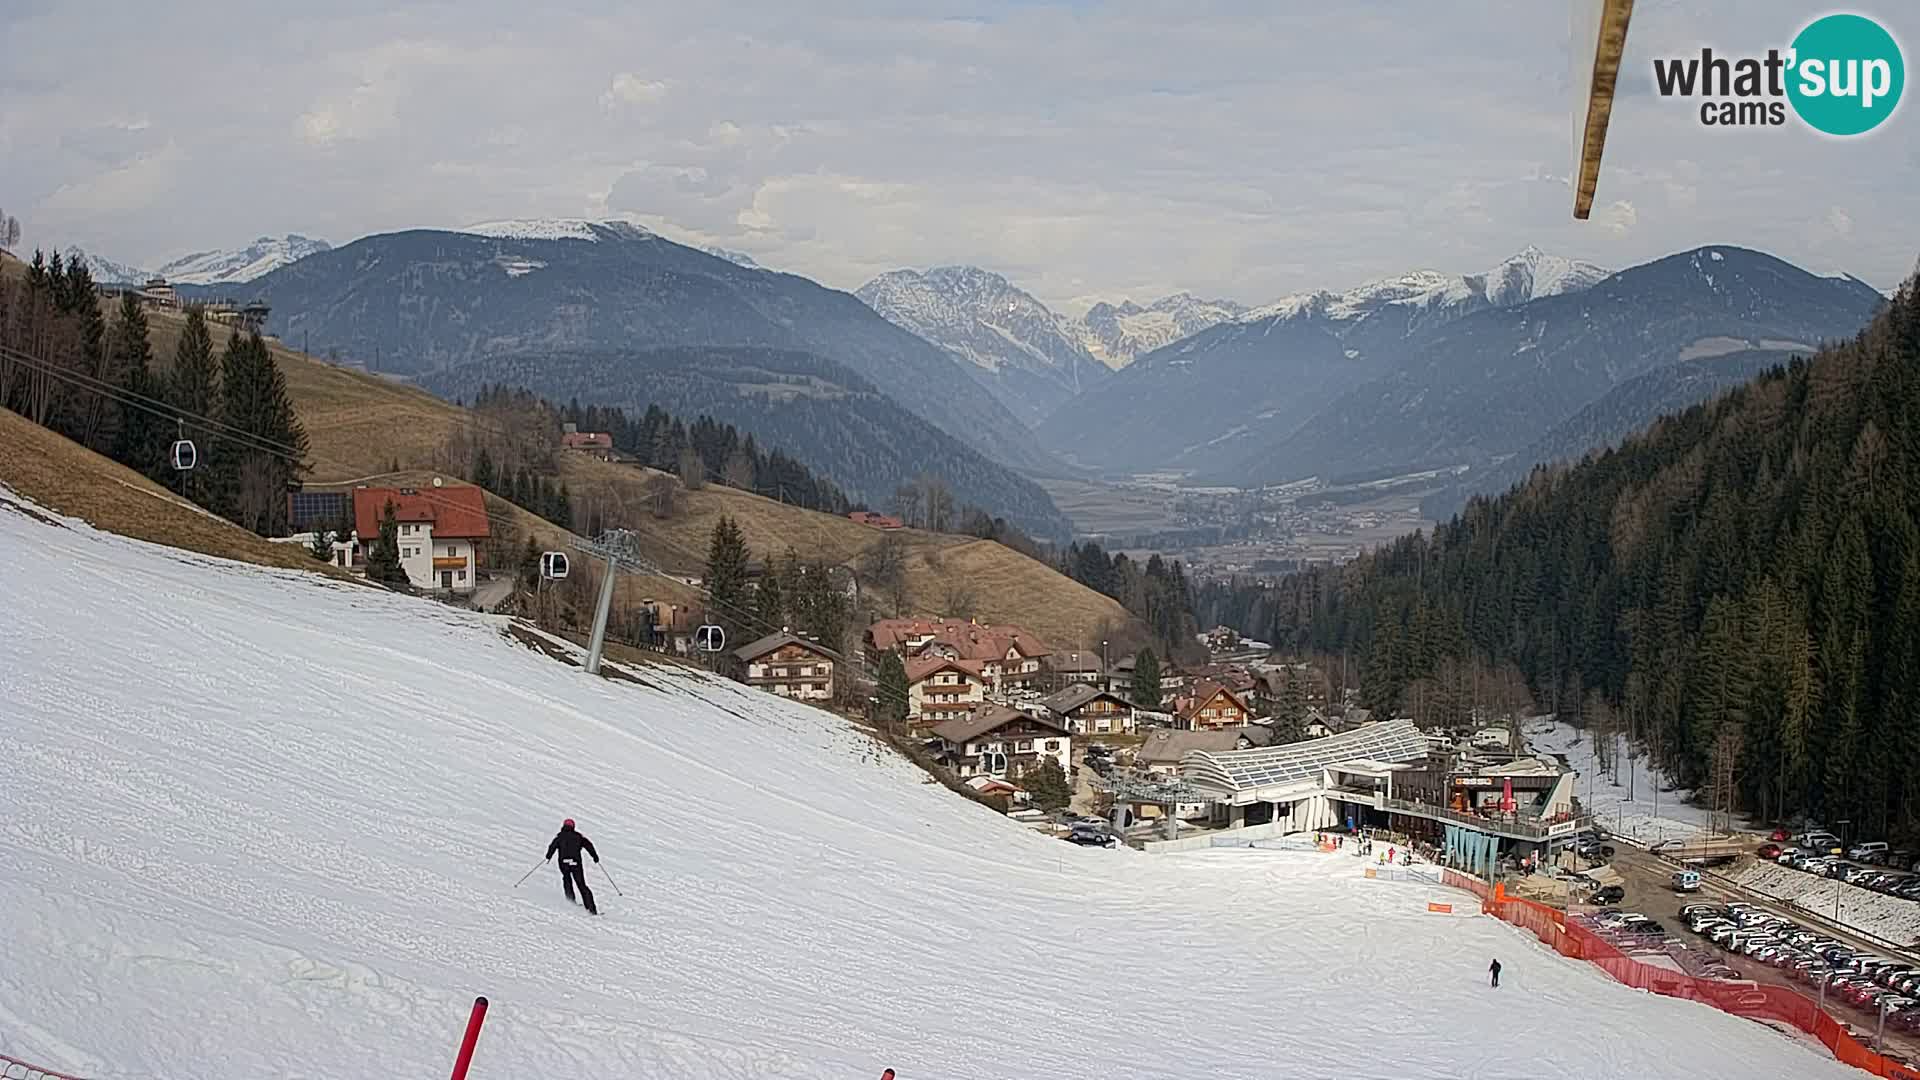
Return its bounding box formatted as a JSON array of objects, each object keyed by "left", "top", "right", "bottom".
[
  {"left": 1672, "top": 869, "right": 1702, "bottom": 892},
  {"left": 1848, "top": 841, "right": 1890, "bottom": 862}
]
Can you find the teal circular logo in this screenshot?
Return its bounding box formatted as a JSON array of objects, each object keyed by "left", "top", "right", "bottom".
[{"left": 1787, "top": 14, "right": 1904, "bottom": 135}]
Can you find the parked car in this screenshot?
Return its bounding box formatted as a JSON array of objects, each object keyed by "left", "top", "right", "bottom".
[
  {"left": 1803, "top": 831, "right": 1844, "bottom": 854},
  {"left": 1757, "top": 843, "right": 1783, "bottom": 859},
  {"left": 1590, "top": 884, "right": 1627, "bottom": 905},
  {"left": 1850, "top": 841, "right": 1891, "bottom": 862},
  {"left": 1771, "top": 827, "right": 1793, "bottom": 842}
]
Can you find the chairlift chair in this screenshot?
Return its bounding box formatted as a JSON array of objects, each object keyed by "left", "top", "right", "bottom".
[
  {"left": 539, "top": 551, "right": 570, "bottom": 580},
  {"left": 171, "top": 439, "right": 198, "bottom": 471}
]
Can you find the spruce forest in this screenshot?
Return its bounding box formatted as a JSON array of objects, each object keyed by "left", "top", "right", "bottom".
[
  {"left": 0, "top": 250, "right": 308, "bottom": 535},
  {"left": 1210, "top": 275, "right": 1920, "bottom": 836}
]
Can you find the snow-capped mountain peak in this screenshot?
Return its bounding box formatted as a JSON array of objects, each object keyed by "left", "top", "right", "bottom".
[
  {"left": 1072, "top": 292, "right": 1248, "bottom": 369},
  {"left": 67, "top": 248, "right": 152, "bottom": 286},
  {"left": 1239, "top": 248, "right": 1609, "bottom": 327},
  {"left": 156, "top": 235, "right": 333, "bottom": 285},
  {"left": 460, "top": 219, "right": 654, "bottom": 243},
  {"left": 856, "top": 265, "right": 1108, "bottom": 425},
  {"left": 67, "top": 234, "right": 333, "bottom": 288}
]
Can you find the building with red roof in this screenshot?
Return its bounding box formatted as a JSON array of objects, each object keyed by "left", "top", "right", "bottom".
[
  {"left": 866, "top": 617, "right": 1052, "bottom": 694},
  {"left": 904, "top": 656, "right": 990, "bottom": 726},
  {"left": 347, "top": 484, "right": 491, "bottom": 594}
]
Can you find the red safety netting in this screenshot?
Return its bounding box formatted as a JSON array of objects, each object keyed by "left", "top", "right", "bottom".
[
  {"left": 2, "top": 1053, "right": 92, "bottom": 1080},
  {"left": 1476, "top": 884, "right": 1920, "bottom": 1079}
]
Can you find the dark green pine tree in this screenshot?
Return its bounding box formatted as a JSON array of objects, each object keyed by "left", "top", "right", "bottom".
[
  {"left": 1130, "top": 648, "right": 1162, "bottom": 710},
  {"left": 554, "top": 482, "right": 573, "bottom": 531},
  {"left": 106, "top": 292, "right": 171, "bottom": 483},
  {"left": 753, "top": 552, "right": 788, "bottom": 630},
  {"left": 704, "top": 515, "right": 752, "bottom": 638},
  {"left": 167, "top": 305, "right": 220, "bottom": 508},
  {"left": 874, "top": 650, "right": 909, "bottom": 731},
  {"left": 794, "top": 560, "right": 849, "bottom": 652},
  {"left": 211, "top": 331, "right": 308, "bottom": 534},
  {"left": 473, "top": 446, "right": 497, "bottom": 493},
  {"left": 364, "top": 501, "right": 410, "bottom": 586},
  {"left": 1021, "top": 756, "right": 1073, "bottom": 811},
  {"left": 1273, "top": 669, "right": 1309, "bottom": 743}
]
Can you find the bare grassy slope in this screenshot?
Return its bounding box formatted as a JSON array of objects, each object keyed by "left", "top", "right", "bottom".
[
  {"left": 112, "top": 298, "right": 1132, "bottom": 648},
  {"left": 0, "top": 407, "right": 355, "bottom": 579}
]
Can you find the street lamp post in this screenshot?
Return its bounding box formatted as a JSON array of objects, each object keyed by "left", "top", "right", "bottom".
[{"left": 1100, "top": 639, "right": 1109, "bottom": 692}]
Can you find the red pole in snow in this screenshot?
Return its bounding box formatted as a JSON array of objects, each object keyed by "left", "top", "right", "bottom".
[{"left": 450, "top": 995, "right": 489, "bottom": 1080}]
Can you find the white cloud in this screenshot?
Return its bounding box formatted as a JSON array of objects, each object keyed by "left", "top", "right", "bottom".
[
  {"left": 1828, "top": 206, "right": 1854, "bottom": 237},
  {"left": 1599, "top": 200, "right": 1639, "bottom": 236},
  {"left": 601, "top": 73, "right": 667, "bottom": 111},
  {"left": 4, "top": 1, "right": 1916, "bottom": 301}
]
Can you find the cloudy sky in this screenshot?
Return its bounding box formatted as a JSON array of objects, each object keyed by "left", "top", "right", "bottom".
[{"left": 3, "top": 0, "right": 1914, "bottom": 310}]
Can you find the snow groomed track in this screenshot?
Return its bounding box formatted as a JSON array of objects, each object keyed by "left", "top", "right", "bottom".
[{"left": 0, "top": 486, "right": 1864, "bottom": 1079}]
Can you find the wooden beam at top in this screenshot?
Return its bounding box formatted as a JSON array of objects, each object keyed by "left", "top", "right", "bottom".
[{"left": 1574, "top": 0, "right": 1636, "bottom": 220}]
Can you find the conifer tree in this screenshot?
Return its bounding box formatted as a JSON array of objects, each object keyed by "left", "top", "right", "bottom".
[
  {"left": 364, "top": 502, "right": 410, "bottom": 585},
  {"left": 1131, "top": 648, "right": 1162, "bottom": 710},
  {"left": 168, "top": 306, "right": 220, "bottom": 507},
  {"left": 875, "top": 650, "right": 909, "bottom": 731},
  {"left": 106, "top": 292, "right": 169, "bottom": 483},
  {"left": 704, "top": 516, "right": 751, "bottom": 637}
]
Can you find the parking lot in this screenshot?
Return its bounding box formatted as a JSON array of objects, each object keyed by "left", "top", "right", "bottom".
[{"left": 1587, "top": 844, "right": 1920, "bottom": 1066}]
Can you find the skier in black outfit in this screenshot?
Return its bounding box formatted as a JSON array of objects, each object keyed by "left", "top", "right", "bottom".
[
  {"left": 545, "top": 818, "right": 600, "bottom": 914},
  {"left": 1489, "top": 958, "right": 1502, "bottom": 988}
]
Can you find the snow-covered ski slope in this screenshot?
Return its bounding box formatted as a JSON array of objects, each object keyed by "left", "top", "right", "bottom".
[{"left": 0, "top": 490, "right": 1860, "bottom": 1080}]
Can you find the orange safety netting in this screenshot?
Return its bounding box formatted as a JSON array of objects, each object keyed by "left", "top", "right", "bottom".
[{"left": 1474, "top": 883, "right": 1920, "bottom": 1079}]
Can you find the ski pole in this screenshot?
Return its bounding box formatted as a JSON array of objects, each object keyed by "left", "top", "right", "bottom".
[
  {"left": 598, "top": 861, "right": 624, "bottom": 897},
  {"left": 513, "top": 858, "right": 546, "bottom": 888}
]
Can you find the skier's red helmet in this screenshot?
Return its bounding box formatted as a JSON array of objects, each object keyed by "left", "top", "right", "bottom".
[{"left": 563, "top": 818, "right": 575, "bottom": 828}]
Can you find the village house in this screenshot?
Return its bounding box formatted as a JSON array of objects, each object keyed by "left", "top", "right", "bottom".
[
  {"left": 345, "top": 484, "right": 490, "bottom": 594},
  {"left": 931, "top": 704, "right": 1072, "bottom": 781},
  {"left": 1046, "top": 650, "right": 1106, "bottom": 690},
  {"left": 905, "top": 656, "right": 989, "bottom": 727},
  {"left": 1174, "top": 679, "right": 1254, "bottom": 732},
  {"left": 733, "top": 632, "right": 837, "bottom": 702},
  {"left": 640, "top": 601, "right": 697, "bottom": 655},
  {"left": 1037, "top": 684, "right": 1137, "bottom": 736},
  {"left": 559, "top": 423, "right": 616, "bottom": 461},
  {"left": 847, "top": 510, "right": 904, "bottom": 529},
  {"left": 867, "top": 618, "right": 1051, "bottom": 695}
]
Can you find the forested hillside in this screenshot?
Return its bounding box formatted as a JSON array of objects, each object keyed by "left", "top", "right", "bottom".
[
  {"left": 1228, "top": 274, "right": 1920, "bottom": 834},
  {"left": 421, "top": 347, "right": 1073, "bottom": 540}
]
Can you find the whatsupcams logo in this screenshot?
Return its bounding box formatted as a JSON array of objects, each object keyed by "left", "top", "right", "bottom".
[{"left": 1653, "top": 12, "right": 1904, "bottom": 134}]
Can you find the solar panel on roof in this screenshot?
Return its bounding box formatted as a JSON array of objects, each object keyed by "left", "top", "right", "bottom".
[
  {"left": 1183, "top": 719, "right": 1428, "bottom": 793},
  {"left": 290, "top": 491, "right": 350, "bottom": 531}
]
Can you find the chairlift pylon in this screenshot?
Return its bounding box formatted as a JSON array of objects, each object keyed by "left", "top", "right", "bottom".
[{"left": 171, "top": 439, "right": 198, "bottom": 471}]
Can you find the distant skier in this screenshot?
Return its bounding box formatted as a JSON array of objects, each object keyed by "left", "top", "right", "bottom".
[
  {"left": 1489, "top": 958, "right": 1502, "bottom": 988},
  {"left": 545, "top": 818, "right": 600, "bottom": 915}
]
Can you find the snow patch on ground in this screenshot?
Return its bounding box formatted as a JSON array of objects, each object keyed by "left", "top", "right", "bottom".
[
  {"left": 463, "top": 219, "right": 605, "bottom": 242},
  {"left": 1734, "top": 862, "right": 1920, "bottom": 948},
  {"left": 1527, "top": 720, "right": 1746, "bottom": 843},
  {"left": 0, "top": 493, "right": 1863, "bottom": 1080}
]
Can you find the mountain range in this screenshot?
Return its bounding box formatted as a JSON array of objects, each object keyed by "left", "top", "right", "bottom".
[
  {"left": 1042, "top": 247, "right": 1611, "bottom": 478},
  {"left": 204, "top": 220, "right": 1057, "bottom": 483},
  {"left": 1071, "top": 293, "right": 1246, "bottom": 369},
  {"left": 1418, "top": 347, "right": 1802, "bottom": 519},
  {"left": 77, "top": 234, "right": 332, "bottom": 287},
  {"left": 855, "top": 266, "right": 1111, "bottom": 426},
  {"left": 1235, "top": 246, "right": 1884, "bottom": 487},
  {"left": 1041, "top": 246, "right": 1884, "bottom": 490}
]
